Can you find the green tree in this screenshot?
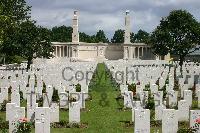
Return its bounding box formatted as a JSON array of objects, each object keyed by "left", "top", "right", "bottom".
[
  {"left": 111, "top": 29, "right": 124, "bottom": 43},
  {"left": 90, "top": 35, "right": 97, "bottom": 43},
  {"left": 133, "top": 29, "right": 150, "bottom": 43},
  {"left": 15, "top": 21, "right": 53, "bottom": 70},
  {"left": 0, "top": 0, "right": 31, "bottom": 62},
  {"left": 150, "top": 10, "right": 200, "bottom": 68},
  {"left": 95, "top": 30, "right": 109, "bottom": 43},
  {"left": 79, "top": 32, "right": 92, "bottom": 42},
  {"left": 130, "top": 32, "right": 135, "bottom": 43},
  {"left": 51, "top": 26, "right": 72, "bottom": 42}
]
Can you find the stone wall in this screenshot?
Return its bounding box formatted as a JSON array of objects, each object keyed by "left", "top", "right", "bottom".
[{"left": 105, "top": 45, "right": 124, "bottom": 60}]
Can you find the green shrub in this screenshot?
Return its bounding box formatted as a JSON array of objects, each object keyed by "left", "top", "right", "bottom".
[
  {"left": 128, "top": 83, "right": 136, "bottom": 95},
  {"left": 37, "top": 97, "right": 43, "bottom": 107},
  {"left": 76, "top": 84, "right": 81, "bottom": 92},
  {"left": 0, "top": 120, "right": 9, "bottom": 133},
  {"left": 52, "top": 88, "right": 59, "bottom": 102},
  {"left": 42, "top": 82, "right": 46, "bottom": 93},
  {"left": 145, "top": 92, "right": 155, "bottom": 110},
  {"left": 177, "top": 128, "right": 194, "bottom": 133},
  {"left": 144, "top": 83, "right": 150, "bottom": 91},
  {"left": 145, "top": 98, "right": 155, "bottom": 110},
  {"left": 19, "top": 91, "right": 23, "bottom": 101},
  {"left": 15, "top": 118, "right": 32, "bottom": 133},
  {"left": 8, "top": 86, "right": 12, "bottom": 94},
  {"left": 0, "top": 100, "right": 8, "bottom": 112}
]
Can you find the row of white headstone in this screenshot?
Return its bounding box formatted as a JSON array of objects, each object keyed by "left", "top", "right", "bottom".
[
  {"left": 0, "top": 60, "right": 97, "bottom": 133},
  {"left": 105, "top": 60, "right": 200, "bottom": 132}
]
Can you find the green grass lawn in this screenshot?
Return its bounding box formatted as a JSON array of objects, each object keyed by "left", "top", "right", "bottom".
[
  {"left": 53, "top": 63, "right": 133, "bottom": 132},
  {"left": 51, "top": 63, "right": 161, "bottom": 133},
  {"left": 0, "top": 63, "right": 163, "bottom": 132}
]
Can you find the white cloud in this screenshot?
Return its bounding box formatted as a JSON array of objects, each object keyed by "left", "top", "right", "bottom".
[{"left": 26, "top": 0, "right": 200, "bottom": 39}]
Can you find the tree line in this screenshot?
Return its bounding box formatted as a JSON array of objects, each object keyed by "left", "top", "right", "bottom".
[
  {"left": 43, "top": 26, "right": 150, "bottom": 44},
  {"left": 1, "top": 0, "right": 200, "bottom": 69}
]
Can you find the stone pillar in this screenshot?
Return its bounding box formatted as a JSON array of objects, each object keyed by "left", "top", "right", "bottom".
[
  {"left": 72, "top": 11, "right": 79, "bottom": 43},
  {"left": 59, "top": 46, "right": 61, "bottom": 57},
  {"left": 72, "top": 46, "right": 78, "bottom": 58},
  {"left": 124, "top": 10, "right": 131, "bottom": 44},
  {"left": 69, "top": 47, "right": 71, "bottom": 57},
  {"left": 142, "top": 47, "right": 144, "bottom": 58},
  {"left": 133, "top": 47, "right": 136, "bottom": 59},
  {"left": 63, "top": 46, "right": 65, "bottom": 57},
  {"left": 123, "top": 47, "right": 128, "bottom": 59},
  {"left": 57, "top": 46, "right": 59, "bottom": 57},
  {"left": 137, "top": 47, "right": 140, "bottom": 59},
  {"left": 68, "top": 46, "right": 70, "bottom": 57},
  {"left": 66, "top": 46, "right": 68, "bottom": 57},
  {"left": 129, "top": 47, "right": 133, "bottom": 59}
]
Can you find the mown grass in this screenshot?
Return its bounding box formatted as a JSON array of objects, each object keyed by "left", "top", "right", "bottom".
[{"left": 0, "top": 63, "right": 163, "bottom": 132}]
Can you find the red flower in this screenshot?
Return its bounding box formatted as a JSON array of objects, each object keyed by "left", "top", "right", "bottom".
[
  {"left": 19, "top": 117, "right": 28, "bottom": 123},
  {"left": 195, "top": 117, "right": 200, "bottom": 124}
]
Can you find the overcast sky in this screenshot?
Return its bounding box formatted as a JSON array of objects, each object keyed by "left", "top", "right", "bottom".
[{"left": 26, "top": 0, "right": 200, "bottom": 38}]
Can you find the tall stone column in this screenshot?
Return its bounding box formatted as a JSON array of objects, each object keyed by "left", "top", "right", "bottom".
[
  {"left": 72, "top": 11, "right": 79, "bottom": 43},
  {"left": 66, "top": 46, "right": 68, "bottom": 57},
  {"left": 63, "top": 46, "right": 65, "bottom": 57},
  {"left": 142, "top": 47, "right": 144, "bottom": 57},
  {"left": 133, "top": 47, "right": 136, "bottom": 59},
  {"left": 59, "top": 46, "right": 61, "bottom": 57},
  {"left": 72, "top": 46, "right": 78, "bottom": 58},
  {"left": 70, "top": 47, "right": 72, "bottom": 57},
  {"left": 124, "top": 10, "right": 131, "bottom": 44},
  {"left": 129, "top": 47, "right": 133, "bottom": 59},
  {"left": 137, "top": 47, "right": 140, "bottom": 59},
  {"left": 68, "top": 46, "right": 70, "bottom": 57},
  {"left": 123, "top": 46, "right": 128, "bottom": 59},
  {"left": 57, "top": 46, "right": 59, "bottom": 57}
]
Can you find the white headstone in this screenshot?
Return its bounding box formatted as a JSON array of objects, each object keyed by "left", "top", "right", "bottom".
[
  {"left": 134, "top": 109, "right": 150, "bottom": 133},
  {"left": 69, "top": 101, "right": 80, "bottom": 123},
  {"left": 162, "top": 109, "right": 178, "bottom": 133},
  {"left": 35, "top": 107, "right": 50, "bottom": 133},
  {"left": 50, "top": 103, "right": 59, "bottom": 122}
]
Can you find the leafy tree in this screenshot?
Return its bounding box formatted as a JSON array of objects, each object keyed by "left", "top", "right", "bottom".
[
  {"left": 51, "top": 26, "right": 72, "bottom": 42},
  {"left": 111, "top": 29, "right": 124, "bottom": 43},
  {"left": 150, "top": 10, "right": 200, "bottom": 68},
  {"left": 0, "top": 0, "right": 31, "bottom": 62},
  {"left": 90, "top": 35, "right": 97, "bottom": 43},
  {"left": 95, "top": 30, "right": 109, "bottom": 43},
  {"left": 130, "top": 32, "right": 135, "bottom": 43},
  {"left": 133, "top": 29, "right": 150, "bottom": 43},
  {"left": 79, "top": 32, "right": 92, "bottom": 43},
  {"left": 15, "top": 21, "right": 53, "bottom": 70}
]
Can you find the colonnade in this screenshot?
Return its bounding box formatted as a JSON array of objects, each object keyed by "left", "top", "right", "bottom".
[
  {"left": 53, "top": 45, "right": 73, "bottom": 58},
  {"left": 124, "top": 46, "right": 154, "bottom": 60}
]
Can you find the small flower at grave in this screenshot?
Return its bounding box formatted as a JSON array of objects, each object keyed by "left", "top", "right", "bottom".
[
  {"left": 16, "top": 117, "right": 32, "bottom": 133},
  {"left": 19, "top": 117, "right": 28, "bottom": 123},
  {"left": 195, "top": 117, "right": 200, "bottom": 124}
]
